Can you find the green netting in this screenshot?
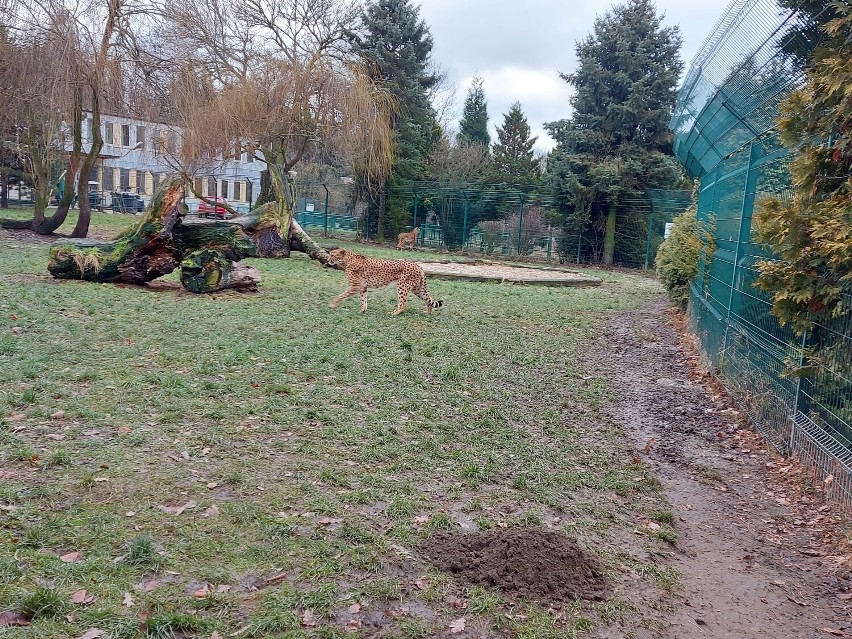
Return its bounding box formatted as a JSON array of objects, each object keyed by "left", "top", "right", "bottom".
[{"left": 674, "top": 0, "right": 851, "bottom": 502}]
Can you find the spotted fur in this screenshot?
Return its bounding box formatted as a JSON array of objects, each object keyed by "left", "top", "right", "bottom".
[
  {"left": 396, "top": 227, "right": 419, "bottom": 250},
  {"left": 327, "top": 248, "right": 443, "bottom": 315}
]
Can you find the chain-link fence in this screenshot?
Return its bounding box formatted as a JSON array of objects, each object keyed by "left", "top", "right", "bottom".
[
  {"left": 673, "top": 0, "right": 852, "bottom": 506},
  {"left": 292, "top": 180, "right": 690, "bottom": 269}
]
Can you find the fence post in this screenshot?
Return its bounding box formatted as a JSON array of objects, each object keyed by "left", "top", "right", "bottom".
[
  {"left": 723, "top": 143, "right": 761, "bottom": 350},
  {"left": 516, "top": 195, "right": 525, "bottom": 255},
  {"left": 460, "top": 190, "right": 469, "bottom": 250},
  {"left": 576, "top": 232, "right": 582, "bottom": 264},
  {"left": 547, "top": 226, "right": 552, "bottom": 260},
  {"left": 412, "top": 192, "right": 419, "bottom": 230},
  {"left": 322, "top": 183, "right": 330, "bottom": 237},
  {"left": 644, "top": 205, "right": 654, "bottom": 270},
  {"left": 790, "top": 328, "right": 810, "bottom": 453}
]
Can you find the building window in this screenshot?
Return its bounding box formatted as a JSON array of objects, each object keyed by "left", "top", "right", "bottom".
[
  {"left": 121, "top": 124, "right": 130, "bottom": 147},
  {"left": 103, "top": 167, "right": 114, "bottom": 190},
  {"left": 104, "top": 122, "right": 114, "bottom": 144},
  {"left": 233, "top": 181, "right": 242, "bottom": 201},
  {"left": 221, "top": 180, "right": 229, "bottom": 199},
  {"left": 207, "top": 178, "right": 216, "bottom": 197},
  {"left": 119, "top": 168, "right": 130, "bottom": 190},
  {"left": 194, "top": 177, "right": 202, "bottom": 196},
  {"left": 136, "top": 126, "right": 146, "bottom": 150},
  {"left": 166, "top": 131, "right": 176, "bottom": 153}
]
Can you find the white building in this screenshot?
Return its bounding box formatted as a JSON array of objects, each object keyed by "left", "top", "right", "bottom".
[{"left": 83, "top": 113, "right": 263, "bottom": 213}]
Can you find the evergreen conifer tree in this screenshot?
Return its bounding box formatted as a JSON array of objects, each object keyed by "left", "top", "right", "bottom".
[
  {"left": 457, "top": 75, "right": 490, "bottom": 148},
  {"left": 546, "top": 0, "right": 683, "bottom": 265},
  {"left": 348, "top": 0, "right": 440, "bottom": 240},
  {"left": 492, "top": 102, "right": 540, "bottom": 187}
]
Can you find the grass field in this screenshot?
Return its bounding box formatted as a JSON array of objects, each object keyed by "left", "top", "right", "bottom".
[{"left": 1, "top": 211, "right": 676, "bottom": 638}]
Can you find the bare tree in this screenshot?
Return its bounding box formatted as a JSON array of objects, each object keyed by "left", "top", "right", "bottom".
[
  {"left": 0, "top": 0, "right": 130, "bottom": 235},
  {"left": 153, "top": 0, "right": 393, "bottom": 256}
]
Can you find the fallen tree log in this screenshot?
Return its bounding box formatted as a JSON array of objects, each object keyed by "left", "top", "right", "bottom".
[{"left": 48, "top": 176, "right": 334, "bottom": 292}]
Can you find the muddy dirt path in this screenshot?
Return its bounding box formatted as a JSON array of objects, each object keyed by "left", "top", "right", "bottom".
[{"left": 601, "top": 296, "right": 851, "bottom": 639}]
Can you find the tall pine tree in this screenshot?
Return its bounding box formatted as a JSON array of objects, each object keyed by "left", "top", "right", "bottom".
[
  {"left": 348, "top": 0, "right": 440, "bottom": 241},
  {"left": 457, "top": 75, "right": 490, "bottom": 148},
  {"left": 492, "top": 102, "right": 540, "bottom": 186},
  {"left": 546, "top": 0, "right": 683, "bottom": 265}
]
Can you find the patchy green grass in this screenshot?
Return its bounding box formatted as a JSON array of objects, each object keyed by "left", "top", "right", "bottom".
[{"left": 0, "top": 216, "right": 674, "bottom": 638}]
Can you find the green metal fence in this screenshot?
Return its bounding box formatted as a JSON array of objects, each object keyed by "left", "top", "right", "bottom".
[
  {"left": 307, "top": 182, "right": 690, "bottom": 268},
  {"left": 672, "top": 0, "right": 851, "bottom": 505}
]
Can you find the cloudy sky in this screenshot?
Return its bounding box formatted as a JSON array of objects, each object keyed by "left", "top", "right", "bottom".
[{"left": 418, "top": 0, "right": 734, "bottom": 152}]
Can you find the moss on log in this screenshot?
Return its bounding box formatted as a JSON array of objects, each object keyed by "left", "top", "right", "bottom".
[{"left": 180, "top": 249, "right": 260, "bottom": 293}]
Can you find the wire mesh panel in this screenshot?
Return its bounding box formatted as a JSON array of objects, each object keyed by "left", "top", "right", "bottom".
[{"left": 675, "top": 0, "right": 852, "bottom": 508}]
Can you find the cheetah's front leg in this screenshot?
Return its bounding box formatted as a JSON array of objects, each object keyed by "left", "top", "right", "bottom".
[{"left": 329, "top": 286, "right": 359, "bottom": 309}]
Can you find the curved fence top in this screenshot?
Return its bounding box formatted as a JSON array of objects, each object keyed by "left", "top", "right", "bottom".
[{"left": 670, "top": 0, "right": 830, "bottom": 179}]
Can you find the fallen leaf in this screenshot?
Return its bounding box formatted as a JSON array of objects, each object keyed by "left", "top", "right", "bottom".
[
  {"left": 76, "top": 629, "right": 102, "bottom": 639},
  {"left": 210, "top": 633, "right": 222, "bottom": 639},
  {"left": 413, "top": 515, "right": 429, "bottom": 524},
  {"left": 118, "top": 426, "right": 131, "bottom": 434},
  {"left": 123, "top": 591, "right": 134, "bottom": 607},
  {"left": 193, "top": 588, "right": 210, "bottom": 598},
  {"left": 345, "top": 618, "right": 362, "bottom": 632},
  {"left": 414, "top": 579, "right": 429, "bottom": 591},
  {"left": 142, "top": 580, "right": 160, "bottom": 592},
  {"left": 60, "top": 551, "right": 82, "bottom": 563},
  {"left": 449, "top": 617, "right": 466, "bottom": 634},
  {"left": 206, "top": 482, "right": 218, "bottom": 489},
  {"left": 0, "top": 611, "right": 31, "bottom": 626},
  {"left": 348, "top": 603, "right": 361, "bottom": 614},
  {"left": 70, "top": 589, "right": 88, "bottom": 604},
  {"left": 11, "top": 327, "right": 23, "bottom": 335},
  {"left": 215, "top": 584, "right": 231, "bottom": 594},
  {"left": 448, "top": 596, "right": 468, "bottom": 610},
  {"left": 201, "top": 505, "right": 220, "bottom": 518},
  {"left": 318, "top": 517, "right": 340, "bottom": 525},
  {"left": 160, "top": 500, "right": 197, "bottom": 515},
  {"left": 51, "top": 410, "right": 66, "bottom": 420},
  {"left": 301, "top": 609, "right": 317, "bottom": 627}
]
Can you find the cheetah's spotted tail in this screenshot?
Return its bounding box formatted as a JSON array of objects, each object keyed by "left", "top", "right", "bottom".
[{"left": 421, "top": 279, "right": 443, "bottom": 309}]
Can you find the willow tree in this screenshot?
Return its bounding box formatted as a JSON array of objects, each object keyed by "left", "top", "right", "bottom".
[{"left": 162, "top": 0, "right": 393, "bottom": 257}]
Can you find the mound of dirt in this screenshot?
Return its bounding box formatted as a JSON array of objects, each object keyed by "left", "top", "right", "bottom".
[{"left": 422, "top": 527, "right": 610, "bottom": 603}]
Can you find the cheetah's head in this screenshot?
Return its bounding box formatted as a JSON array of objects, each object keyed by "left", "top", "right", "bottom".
[{"left": 326, "top": 248, "right": 348, "bottom": 268}]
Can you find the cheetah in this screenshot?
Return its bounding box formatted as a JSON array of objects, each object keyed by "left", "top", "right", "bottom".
[
  {"left": 326, "top": 248, "right": 443, "bottom": 315},
  {"left": 396, "top": 227, "right": 419, "bottom": 250}
]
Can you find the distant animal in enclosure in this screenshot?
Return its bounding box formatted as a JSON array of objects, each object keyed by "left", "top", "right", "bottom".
[
  {"left": 327, "top": 248, "right": 443, "bottom": 315},
  {"left": 396, "top": 227, "right": 419, "bottom": 250}
]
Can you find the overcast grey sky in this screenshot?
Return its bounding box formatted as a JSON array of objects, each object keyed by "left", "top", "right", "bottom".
[{"left": 418, "top": 0, "right": 733, "bottom": 151}]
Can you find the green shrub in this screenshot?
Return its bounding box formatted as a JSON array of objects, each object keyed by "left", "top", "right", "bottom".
[{"left": 656, "top": 205, "right": 714, "bottom": 310}]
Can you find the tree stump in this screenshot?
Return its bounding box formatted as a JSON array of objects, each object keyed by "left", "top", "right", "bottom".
[{"left": 47, "top": 176, "right": 335, "bottom": 293}]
